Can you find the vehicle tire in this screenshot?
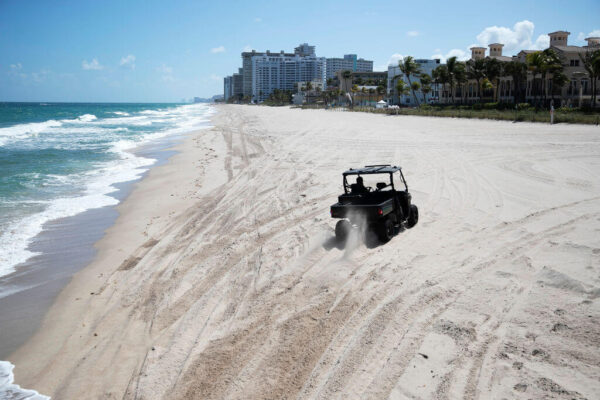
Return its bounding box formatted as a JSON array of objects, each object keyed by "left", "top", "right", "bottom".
[
  {"left": 377, "top": 218, "right": 394, "bottom": 242},
  {"left": 407, "top": 205, "right": 419, "bottom": 228},
  {"left": 335, "top": 220, "right": 351, "bottom": 241}
]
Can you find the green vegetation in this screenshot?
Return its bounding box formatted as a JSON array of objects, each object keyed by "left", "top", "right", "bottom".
[
  {"left": 396, "top": 56, "right": 422, "bottom": 106},
  {"left": 299, "top": 103, "right": 600, "bottom": 125},
  {"left": 262, "top": 89, "right": 293, "bottom": 106}
]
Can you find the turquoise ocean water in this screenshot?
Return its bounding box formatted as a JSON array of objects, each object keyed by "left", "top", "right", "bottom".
[{"left": 0, "top": 102, "right": 213, "bottom": 279}]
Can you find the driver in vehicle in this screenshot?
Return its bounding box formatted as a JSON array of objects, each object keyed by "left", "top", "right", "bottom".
[{"left": 351, "top": 176, "right": 369, "bottom": 194}]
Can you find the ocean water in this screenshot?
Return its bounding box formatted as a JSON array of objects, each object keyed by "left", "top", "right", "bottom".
[
  {"left": 0, "top": 102, "right": 213, "bottom": 398},
  {"left": 0, "top": 102, "right": 213, "bottom": 280}
]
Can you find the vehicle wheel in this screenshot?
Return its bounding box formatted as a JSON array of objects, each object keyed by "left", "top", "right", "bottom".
[
  {"left": 407, "top": 205, "right": 419, "bottom": 228},
  {"left": 335, "top": 220, "right": 351, "bottom": 241},
  {"left": 377, "top": 218, "right": 394, "bottom": 242}
]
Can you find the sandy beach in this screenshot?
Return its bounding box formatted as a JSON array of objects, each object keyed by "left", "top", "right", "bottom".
[{"left": 8, "top": 105, "right": 600, "bottom": 399}]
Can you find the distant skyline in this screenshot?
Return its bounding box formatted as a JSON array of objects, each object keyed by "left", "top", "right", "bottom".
[{"left": 1, "top": 0, "right": 599, "bottom": 102}]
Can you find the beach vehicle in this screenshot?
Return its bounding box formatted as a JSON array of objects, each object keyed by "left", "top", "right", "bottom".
[{"left": 330, "top": 165, "right": 419, "bottom": 242}]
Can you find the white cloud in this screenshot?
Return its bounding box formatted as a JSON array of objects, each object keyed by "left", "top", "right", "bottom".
[
  {"left": 375, "top": 53, "right": 404, "bottom": 71},
  {"left": 157, "top": 64, "right": 173, "bottom": 74},
  {"left": 243, "top": 45, "right": 254, "bottom": 52},
  {"left": 253, "top": 17, "right": 262, "bottom": 23},
  {"left": 210, "top": 46, "right": 225, "bottom": 54},
  {"left": 31, "top": 69, "right": 50, "bottom": 82},
  {"left": 475, "top": 20, "right": 548, "bottom": 52},
  {"left": 431, "top": 20, "right": 554, "bottom": 64},
  {"left": 120, "top": 54, "right": 136, "bottom": 69},
  {"left": 431, "top": 48, "right": 469, "bottom": 63},
  {"left": 577, "top": 29, "right": 600, "bottom": 43},
  {"left": 157, "top": 64, "right": 174, "bottom": 82},
  {"left": 533, "top": 34, "right": 549, "bottom": 50},
  {"left": 589, "top": 29, "right": 600, "bottom": 37},
  {"left": 209, "top": 74, "right": 222, "bottom": 82},
  {"left": 82, "top": 58, "right": 103, "bottom": 70},
  {"left": 387, "top": 53, "right": 404, "bottom": 67},
  {"left": 8, "top": 64, "right": 50, "bottom": 82},
  {"left": 407, "top": 31, "right": 419, "bottom": 37}
]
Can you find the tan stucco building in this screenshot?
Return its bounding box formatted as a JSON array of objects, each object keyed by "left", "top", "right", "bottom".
[{"left": 444, "top": 30, "right": 599, "bottom": 107}]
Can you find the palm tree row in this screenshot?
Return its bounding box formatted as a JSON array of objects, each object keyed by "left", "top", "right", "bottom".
[{"left": 428, "top": 48, "right": 575, "bottom": 106}]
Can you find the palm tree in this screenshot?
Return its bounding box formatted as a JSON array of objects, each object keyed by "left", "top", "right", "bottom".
[
  {"left": 484, "top": 57, "right": 502, "bottom": 102},
  {"left": 398, "top": 56, "right": 422, "bottom": 106},
  {"left": 410, "top": 81, "right": 420, "bottom": 105},
  {"left": 466, "top": 58, "right": 486, "bottom": 101},
  {"left": 550, "top": 71, "right": 569, "bottom": 104},
  {"left": 445, "top": 56, "right": 460, "bottom": 103},
  {"left": 432, "top": 65, "right": 449, "bottom": 103},
  {"left": 368, "top": 88, "right": 376, "bottom": 105},
  {"left": 540, "top": 48, "right": 562, "bottom": 104},
  {"left": 395, "top": 79, "right": 409, "bottom": 104},
  {"left": 341, "top": 70, "right": 353, "bottom": 93},
  {"left": 454, "top": 62, "right": 467, "bottom": 103},
  {"left": 503, "top": 61, "right": 527, "bottom": 104},
  {"left": 579, "top": 48, "right": 600, "bottom": 107},
  {"left": 526, "top": 51, "right": 545, "bottom": 105},
  {"left": 419, "top": 73, "right": 432, "bottom": 104}
]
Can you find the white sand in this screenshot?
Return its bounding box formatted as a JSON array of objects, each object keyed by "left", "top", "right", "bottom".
[{"left": 10, "top": 105, "right": 600, "bottom": 399}]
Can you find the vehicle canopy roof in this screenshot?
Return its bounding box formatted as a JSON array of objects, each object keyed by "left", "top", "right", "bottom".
[{"left": 343, "top": 165, "right": 402, "bottom": 176}]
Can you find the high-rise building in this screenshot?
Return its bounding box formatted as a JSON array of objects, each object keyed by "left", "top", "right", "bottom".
[
  {"left": 223, "top": 76, "right": 233, "bottom": 101},
  {"left": 236, "top": 44, "right": 326, "bottom": 102},
  {"left": 325, "top": 54, "right": 373, "bottom": 79},
  {"left": 250, "top": 51, "right": 326, "bottom": 101},
  {"left": 241, "top": 50, "right": 297, "bottom": 97},
  {"left": 232, "top": 68, "right": 243, "bottom": 100}
]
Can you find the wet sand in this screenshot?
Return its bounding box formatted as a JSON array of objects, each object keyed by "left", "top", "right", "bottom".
[{"left": 0, "top": 140, "right": 179, "bottom": 358}]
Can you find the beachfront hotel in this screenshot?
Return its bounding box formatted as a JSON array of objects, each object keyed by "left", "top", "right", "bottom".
[
  {"left": 440, "top": 30, "right": 600, "bottom": 106},
  {"left": 224, "top": 43, "right": 327, "bottom": 102},
  {"left": 225, "top": 44, "right": 373, "bottom": 103},
  {"left": 382, "top": 29, "right": 599, "bottom": 107},
  {"left": 325, "top": 54, "right": 374, "bottom": 79}
]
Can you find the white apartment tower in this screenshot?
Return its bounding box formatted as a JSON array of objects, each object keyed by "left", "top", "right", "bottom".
[{"left": 247, "top": 44, "right": 326, "bottom": 102}]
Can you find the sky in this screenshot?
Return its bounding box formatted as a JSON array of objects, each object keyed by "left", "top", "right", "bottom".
[{"left": 1, "top": 0, "right": 599, "bottom": 102}]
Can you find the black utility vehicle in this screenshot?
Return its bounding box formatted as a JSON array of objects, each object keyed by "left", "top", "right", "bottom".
[{"left": 330, "top": 165, "right": 419, "bottom": 242}]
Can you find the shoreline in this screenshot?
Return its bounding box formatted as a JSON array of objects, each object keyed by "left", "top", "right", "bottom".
[
  {"left": 0, "top": 136, "right": 184, "bottom": 359},
  {"left": 7, "top": 105, "right": 600, "bottom": 399},
  {"left": 0, "top": 116, "right": 214, "bottom": 357},
  {"left": 7, "top": 107, "right": 227, "bottom": 394}
]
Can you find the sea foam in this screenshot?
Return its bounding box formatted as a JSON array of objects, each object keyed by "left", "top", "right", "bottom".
[
  {"left": 0, "top": 361, "right": 50, "bottom": 400},
  {"left": 0, "top": 120, "right": 63, "bottom": 146},
  {"left": 0, "top": 103, "right": 213, "bottom": 278}
]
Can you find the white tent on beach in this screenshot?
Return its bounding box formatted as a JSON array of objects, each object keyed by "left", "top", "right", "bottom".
[{"left": 376, "top": 100, "right": 388, "bottom": 109}]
